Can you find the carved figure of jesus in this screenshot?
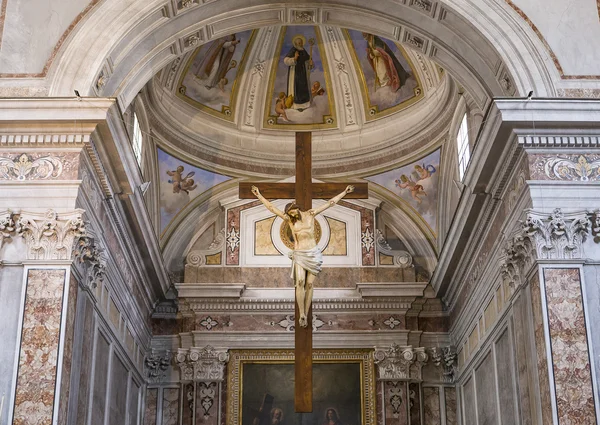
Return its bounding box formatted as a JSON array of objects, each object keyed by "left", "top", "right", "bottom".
[{"left": 251, "top": 184, "right": 354, "bottom": 328}]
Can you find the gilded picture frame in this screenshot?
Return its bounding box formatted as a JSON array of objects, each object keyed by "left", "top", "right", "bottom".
[{"left": 227, "top": 349, "right": 376, "bottom": 425}]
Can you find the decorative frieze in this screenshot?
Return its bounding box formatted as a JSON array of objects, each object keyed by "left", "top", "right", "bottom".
[
  {"left": 16, "top": 209, "right": 86, "bottom": 261},
  {"left": 530, "top": 154, "right": 600, "bottom": 181},
  {"left": 429, "top": 346, "right": 457, "bottom": 384},
  {"left": 175, "top": 345, "right": 230, "bottom": 382},
  {"left": 0, "top": 152, "right": 77, "bottom": 180},
  {"left": 374, "top": 344, "right": 428, "bottom": 381},
  {"left": 145, "top": 349, "right": 173, "bottom": 383}
]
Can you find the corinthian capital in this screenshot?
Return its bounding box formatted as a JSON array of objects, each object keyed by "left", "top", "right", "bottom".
[
  {"left": 16, "top": 209, "right": 86, "bottom": 261},
  {"left": 374, "top": 344, "right": 428, "bottom": 381},
  {"left": 175, "top": 345, "right": 229, "bottom": 382}
]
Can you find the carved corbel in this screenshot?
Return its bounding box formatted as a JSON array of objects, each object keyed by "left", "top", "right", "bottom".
[
  {"left": 374, "top": 344, "right": 423, "bottom": 381},
  {"left": 73, "top": 231, "right": 107, "bottom": 290},
  {"left": 375, "top": 230, "right": 413, "bottom": 268},
  {"left": 145, "top": 349, "right": 172, "bottom": 383},
  {"left": 430, "top": 346, "right": 457, "bottom": 384},
  {"left": 0, "top": 211, "right": 15, "bottom": 251},
  {"left": 175, "top": 345, "right": 229, "bottom": 383},
  {"left": 16, "top": 209, "right": 86, "bottom": 261}
]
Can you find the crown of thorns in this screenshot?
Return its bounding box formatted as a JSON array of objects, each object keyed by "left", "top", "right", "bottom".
[{"left": 284, "top": 203, "right": 300, "bottom": 214}]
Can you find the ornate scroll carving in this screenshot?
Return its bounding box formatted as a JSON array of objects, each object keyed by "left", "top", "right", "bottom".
[
  {"left": 536, "top": 155, "right": 600, "bottom": 181},
  {"left": 16, "top": 209, "right": 86, "bottom": 260},
  {"left": 0, "top": 211, "right": 15, "bottom": 251},
  {"left": 376, "top": 230, "right": 413, "bottom": 268},
  {"left": 429, "top": 346, "right": 457, "bottom": 384},
  {"left": 145, "top": 350, "right": 172, "bottom": 383},
  {"left": 0, "top": 153, "right": 67, "bottom": 180},
  {"left": 374, "top": 344, "right": 428, "bottom": 381},
  {"left": 176, "top": 345, "right": 230, "bottom": 382},
  {"left": 73, "top": 233, "right": 106, "bottom": 289},
  {"left": 186, "top": 229, "right": 226, "bottom": 267}
]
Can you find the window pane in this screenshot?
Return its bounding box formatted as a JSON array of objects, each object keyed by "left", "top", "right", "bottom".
[
  {"left": 457, "top": 113, "right": 470, "bottom": 180},
  {"left": 132, "top": 113, "right": 143, "bottom": 166}
]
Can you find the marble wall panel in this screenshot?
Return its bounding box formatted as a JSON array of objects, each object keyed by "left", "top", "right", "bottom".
[
  {"left": 408, "top": 382, "right": 421, "bottom": 425},
  {"left": 529, "top": 272, "right": 553, "bottom": 425},
  {"left": 495, "top": 329, "right": 518, "bottom": 425},
  {"left": 91, "top": 333, "right": 111, "bottom": 425},
  {"left": 0, "top": 265, "right": 24, "bottom": 425},
  {"left": 461, "top": 377, "right": 476, "bottom": 425},
  {"left": 474, "top": 352, "right": 498, "bottom": 425},
  {"left": 57, "top": 273, "right": 79, "bottom": 425},
  {"left": 543, "top": 268, "right": 597, "bottom": 424},
  {"left": 144, "top": 388, "right": 158, "bottom": 425},
  {"left": 76, "top": 296, "right": 96, "bottom": 424},
  {"left": 384, "top": 381, "right": 408, "bottom": 425},
  {"left": 128, "top": 379, "right": 141, "bottom": 425},
  {"left": 108, "top": 354, "right": 129, "bottom": 425},
  {"left": 13, "top": 268, "right": 66, "bottom": 425},
  {"left": 583, "top": 264, "right": 600, "bottom": 416},
  {"left": 196, "top": 382, "right": 219, "bottom": 425},
  {"left": 511, "top": 292, "right": 533, "bottom": 425},
  {"left": 376, "top": 382, "right": 384, "bottom": 425},
  {"left": 163, "top": 388, "right": 181, "bottom": 425},
  {"left": 423, "top": 387, "right": 441, "bottom": 425},
  {"left": 182, "top": 383, "right": 195, "bottom": 425},
  {"left": 444, "top": 387, "right": 457, "bottom": 425}
]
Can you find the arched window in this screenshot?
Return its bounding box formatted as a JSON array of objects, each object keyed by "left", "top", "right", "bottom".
[
  {"left": 132, "top": 113, "right": 143, "bottom": 166},
  {"left": 457, "top": 113, "right": 470, "bottom": 180}
]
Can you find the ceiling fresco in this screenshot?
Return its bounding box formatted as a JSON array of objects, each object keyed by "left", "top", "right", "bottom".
[
  {"left": 264, "top": 25, "right": 335, "bottom": 129},
  {"left": 344, "top": 29, "right": 423, "bottom": 120},
  {"left": 158, "top": 148, "right": 231, "bottom": 234},
  {"left": 366, "top": 149, "right": 440, "bottom": 234},
  {"left": 171, "top": 26, "right": 426, "bottom": 130},
  {"left": 177, "top": 30, "right": 256, "bottom": 120}
]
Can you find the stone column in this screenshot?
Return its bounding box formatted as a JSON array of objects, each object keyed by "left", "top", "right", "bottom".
[
  {"left": 502, "top": 207, "right": 599, "bottom": 424},
  {"left": 0, "top": 98, "right": 114, "bottom": 424}
]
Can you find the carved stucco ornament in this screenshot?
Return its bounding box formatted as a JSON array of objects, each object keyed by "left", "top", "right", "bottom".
[
  {"left": 376, "top": 229, "right": 413, "bottom": 268},
  {"left": 73, "top": 231, "right": 107, "bottom": 290},
  {"left": 176, "top": 345, "right": 230, "bottom": 382},
  {"left": 429, "top": 346, "right": 458, "bottom": 384},
  {"left": 0, "top": 211, "right": 15, "bottom": 251},
  {"left": 373, "top": 344, "right": 428, "bottom": 381},
  {"left": 0, "top": 153, "right": 65, "bottom": 180},
  {"left": 145, "top": 349, "right": 173, "bottom": 383},
  {"left": 16, "top": 209, "right": 86, "bottom": 260},
  {"left": 186, "top": 229, "right": 226, "bottom": 267},
  {"left": 541, "top": 155, "right": 600, "bottom": 181}
]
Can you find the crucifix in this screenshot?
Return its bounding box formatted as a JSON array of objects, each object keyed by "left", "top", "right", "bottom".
[{"left": 239, "top": 132, "right": 368, "bottom": 412}]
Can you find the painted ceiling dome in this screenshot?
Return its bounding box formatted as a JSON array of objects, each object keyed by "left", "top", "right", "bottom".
[{"left": 147, "top": 25, "right": 456, "bottom": 176}]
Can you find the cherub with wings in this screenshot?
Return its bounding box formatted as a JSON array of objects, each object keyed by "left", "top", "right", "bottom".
[
  {"left": 167, "top": 165, "right": 197, "bottom": 194},
  {"left": 395, "top": 174, "right": 427, "bottom": 203}
]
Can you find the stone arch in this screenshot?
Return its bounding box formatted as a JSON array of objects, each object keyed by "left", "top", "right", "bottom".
[{"left": 47, "top": 0, "right": 557, "bottom": 107}]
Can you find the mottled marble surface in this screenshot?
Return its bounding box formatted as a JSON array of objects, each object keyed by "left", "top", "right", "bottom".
[
  {"left": 91, "top": 333, "right": 110, "bottom": 425},
  {"left": 495, "top": 329, "right": 518, "bottom": 425},
  {"left": 512, "top": 292, "right": 533, "bottom": 425},
  {"left": 475, "top": 352, "right": 498, "bottom": 425},
  {"left": 461, "top": 378, "right": 476, "bottom": 425},
  {"left": 144, "top": 388, "right": 158, "bottom": 425},
  {"left": 444, "top": 387, "right": 456, "bottom": 425},
  {"left": 408, "top": 382, "right": 421, "bottom": 425},
  {"left": 196, "top": 382, "right": 218, "bottom": 425},
  {"left": 13, "top": 269, "right": 66, "bottom": 425},
  {"left": 76, "top": 296, "right": 95, "bottom": 424},
  {"left": 109, "top": 354, "right": 129, "bottom": 425},
  {"left": 182, "top": 383, "right": 194, "bottom": 425},
  {"left": 163, "top": 388, "right": 180, "bottom": 425},
  {"left": 128, "top": 380, "right": 141, "bottom": 425},
  {"left": 422, "top": 387, "right": 440, "bottom": 425},
  {"left": 384, "top": 381, "right": 408, "bottom": 425},
  {"left": 529, "top": 272, "right": 553, "bottom": 425},
  {"left": 544, "top": 268, "right": 597, "bottom": 424}
]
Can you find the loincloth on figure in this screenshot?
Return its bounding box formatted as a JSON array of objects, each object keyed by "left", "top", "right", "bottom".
[{"left": 288, "top": 246, "right": 323, "bottom": 284}]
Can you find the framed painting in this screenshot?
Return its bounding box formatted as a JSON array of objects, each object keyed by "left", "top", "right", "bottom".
[{"left": 228, "top": 349, "right": 376, "bottom": 425}]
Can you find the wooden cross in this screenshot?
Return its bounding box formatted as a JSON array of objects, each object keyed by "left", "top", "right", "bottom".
[{"left": 239, "top": 132, "right": 368, "bottom": 412}]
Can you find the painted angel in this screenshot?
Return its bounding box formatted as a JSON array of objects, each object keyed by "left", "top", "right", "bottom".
[
  {"left": 413, "top": 163, "right": 436, "bottom": 180},
  {"left": 167, "top": 165, "right": 197, "bottom": 194},
  {"left": 395, "top": 174, "right": 427, "bottom": 203}
]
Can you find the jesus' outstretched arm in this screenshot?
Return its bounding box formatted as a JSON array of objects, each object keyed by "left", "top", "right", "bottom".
[
  {"left": 310, "top": 185, "right": 355, "bottom": 216},
  {"left": 251, "top": 186, "right": 289, "bottom": 220}
]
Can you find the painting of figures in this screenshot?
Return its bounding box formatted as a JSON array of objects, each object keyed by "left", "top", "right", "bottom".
[
  {"left": 178, "top": 30, "right": 255, "bottom": 118},
  {"left": 366, "top": 150, "right": 440, "bottom": 232},
  {"left": 158, "top": 148, "right": 231, "bottom": 233},
  {"left": 345, "top": 30, "right": 421, "bottom": 117},
  {"left": 266, "top": 26, "right": 334, "bottom": 128},
  {"left": 242, "top": 363, "right": 362, "bottom": 425}
]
